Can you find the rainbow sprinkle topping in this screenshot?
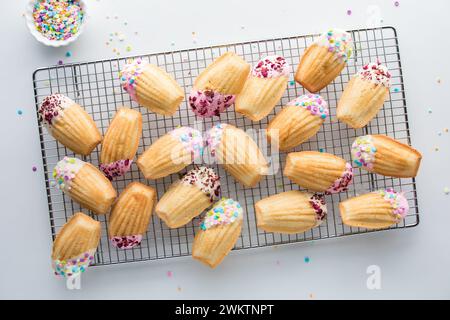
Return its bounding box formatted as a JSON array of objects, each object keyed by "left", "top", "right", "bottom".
[
  {"left": 181, "top": 167, "right": 221, "bottom": 202},
  {"left": 200, "top": 198, "right": 243, "bottom": 231},
  {"left": 309, "top": 194, "right": 327, "bottom": 225},
  {"left": 288, "top": 94, "right": 329, "bottom": 120},
  {"left": 119, "top": 58, "right": 148, "bottom": 102},
  {"left": 358, "top": 61, "right": 392, "bottom": 87},
  {"left": 252, "top": 55, "right": 290, "bottom": 78},
  {"left": 378, "top": 188, "right": 409, "bottom": 220},
  {"left": 205, "top": 123, "right": 228, "bottom": 157},
  {"left": 53, "top": 157, "right": 84, "bottom": 192},
  {"left": 326, "top": 163, "right": 354, "bottom": 194},
  {"left": 170, "top": 127, "right": 204, "bottom": 161},
  {"left": 52, "top": 250, "right": 94, "bottom": 278},
  {"left": 351, "top": 135, "right": 377, "bottom": 170},
  {"left": 33, "top": 0, "right": 84, "bottom": 41},
  {"left": 316, "top": 28, "right": 353, "bottom": 63}
]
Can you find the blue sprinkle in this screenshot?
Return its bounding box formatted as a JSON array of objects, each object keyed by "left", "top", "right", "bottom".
[
  {"left": 17, "top": 109, "right": 23, "bottom": 115},
  {"left": 66, "top": 51, "right": 72, "bottom": 57},
  {"left": 304, "top": 256, "right": 310, "bottom": 263}
]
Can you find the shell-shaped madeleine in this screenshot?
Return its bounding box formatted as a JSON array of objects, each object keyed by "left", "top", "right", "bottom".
[
  {"left": 192, "top": 198, "right": 243, "bottom": 268},
  {"left": 256, "top": 191, "right": 327, "bottom": 234},
  {"left": 351, "top": 135, "right": 422, "bottom": 178},
  {"left": 100, "top": 107, "right": 142, "bottom": 180},
  {"left": 119, "top": 58, "right": 184, "bottom": 116},
  {"left": 38, "top": 94, "right": 102, "bottom": 156},
  {"left": 235, "top": 56, "right": 290, "bottom": 121},
  {"left": 267, "top": 94, "right": 329, "bottom": 151},
  {"left": 52, "top": 212, "right": 101, "bottom": 278},
  {"left": 194, "top": 52, "right": 250, "bottom": 95},
  {"left": 206, "top": 124, "right": 269, "bottom": 187},
  {"left": 339, "top": 189, "right": 409, "bottom": 229},
  {"left": 156, "top": 167, "right": 221, "bottom": 228},
  {"left": 108, "top": 182, "right": 157, "bottom": 249},
  {"left": 189, "top": 52, "right": 250, "bottom": 118},
  {"left": 338, "top": 62, "right": 391, "bottom": 129},
  {"left": 284, "top": 152, "right": 353, "bottom": 193},
  {"left": 53, "top": 157, "right": 117, "bottom": 215},
  {"left": 295, "top": 29, "right": 353, "bottom": 93},
  {"left": 137, "top": 127, "right": 204, "bottom": 179}
]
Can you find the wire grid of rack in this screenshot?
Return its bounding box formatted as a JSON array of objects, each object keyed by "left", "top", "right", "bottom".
[{"left": 33, "top": 26, "right": 419, "bottom": 267}]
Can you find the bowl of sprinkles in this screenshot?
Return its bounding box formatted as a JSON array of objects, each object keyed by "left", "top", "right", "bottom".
[{"left": 25, "top": 0, "right": 87, "bottom": 47}]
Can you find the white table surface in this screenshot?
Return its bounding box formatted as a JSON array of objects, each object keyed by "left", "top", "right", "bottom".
[{"left": 1, "top": 0, "right": 449, "bottom": 299}]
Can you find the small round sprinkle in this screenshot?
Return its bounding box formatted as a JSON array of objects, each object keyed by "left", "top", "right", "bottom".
[
  {"left": 304, "top": 256, "right": 310, "bottom": 263},
  {"left": 395, "top": 1, "right": 400, "bottom": 7},
  {"left": 32, "top": 166, "right": 37, "bottom": 172},
  {"left": 444, "top": 187, "right": 450, "bottom": 195},
  {"left": 33, "top": 0, "right": 84, "bottom": 41},
  {"left": 347, "top": 9, "right": 352, "bottom": 15},
  {"left": 17, "top": 109, "right": 23, "bottom": 116},
  {"left": 289, "top": 80, "right": 295, "bottom": 86},
  {"left": 393, "top": 88, "right": 400, "bottom": 93},
  {"left": 58, "top": 60, "right": 63, "bottom": 65},
  {"left": 65, "top": 51, "right": 72, "bottom": 57}
]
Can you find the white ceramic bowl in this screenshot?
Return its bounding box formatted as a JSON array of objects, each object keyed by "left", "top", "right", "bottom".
[{"left": 25, "top": 0, "right": 88, "bottom": 47}]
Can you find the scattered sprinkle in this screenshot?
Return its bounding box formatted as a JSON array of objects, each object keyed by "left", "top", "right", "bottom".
[
  {"left": 289, "top": 80, "right": 295, "bottom": 86},
  {"left": 428, "top": 109, "right": 433, "bottom": 114},
  {"left": 17, "top": 109, "right": 23, "bottom": 116},
  {"left": 58, "top": 60, "right": 63, "bottom": 65},
  {"left": 32, "top": 166, "right": 37, "bottom": 172},
  {"left": 394, "top": 1, "right": 400, "bottom": 7},
  {"left": 347, "top": 9, "right": 352, "bottom": 15},
  {"left": 444, "top": 187, "right": 450, "bottom": 195},
  {"left": 319, "top": 148, "right": 325, "bottom": 153},
  {"left": 125, "top": 45, "right": 132, "bottom": 52},
  {"left": 167, "top": 271, "right": 173, "bottom": 278},
  {"left": 65, "top": 51, "right": 72, "bottom": 57},
  {"left": 393, "top": 87, "right": 400, "bottom": 93},
  {"left": 304, "top": 256, "right": 310, "bottom": 263}
]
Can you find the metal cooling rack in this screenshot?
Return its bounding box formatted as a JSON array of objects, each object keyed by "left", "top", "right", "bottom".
[{"left": 33, "top": 26, "right": 419, "bottom": 267}]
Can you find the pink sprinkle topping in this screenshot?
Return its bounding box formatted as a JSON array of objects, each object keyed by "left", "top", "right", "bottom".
[
  {"left": 252, "top": 55, "right": 290, "bottom": 79},
  {"left": 189, "top": 89, "right": 235, "bottom": 118},
  {"left": 326, "top": 163, "right": 354, "bottom": 194},
  {"left": 358, "top": 61, "right": 392, "bottom": 87},
  {"left": 100, "top": 159, "right": 133, "bottom": 181},
  {"left": 309, "top": 194, "right": 327, "bottom": 223},
  {"left": 110, "top": 235, "right": 143, "bottom": 249},
  {"left": 38, "top": 93, "right": 73, "bottom": 127},
  {"left": 181, "top": 167, "right": 221, "bottom": 202}
]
